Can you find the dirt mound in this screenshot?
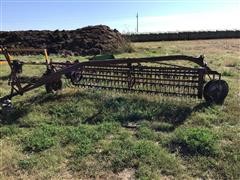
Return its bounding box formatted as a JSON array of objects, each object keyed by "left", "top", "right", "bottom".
[{"left": 0, "top": 25, "right": 130, "bottom": 55}]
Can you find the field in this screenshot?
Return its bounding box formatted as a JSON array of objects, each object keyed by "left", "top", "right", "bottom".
[{"left": 0, "top": 39, "right": 240, "bottom": 179}]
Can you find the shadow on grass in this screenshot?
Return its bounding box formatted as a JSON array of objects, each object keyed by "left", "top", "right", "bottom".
[
  {"left": 0, "top": 75, "right": 46, "bottom": 84},
  {"left": 20, "top": 90, "right": 102, "bottom": 105},
  {"left": 0, "top": 106, "right": 28, "bottom": 125},
  {"left": 82, "top": 95, "right": 211, "bottom": 131},
  {"left": 0, "top": 75, "right": 9, "bottom": 81},
  {"left": 87, "top": 96, "right": 192, "bottom": 128},
  {"left": 0, "top": 90, "right": 210, "bottom": 130}
]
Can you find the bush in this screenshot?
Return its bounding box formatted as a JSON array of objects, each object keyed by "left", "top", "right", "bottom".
[
  {"left": 116, "top": 40, "right": 135, "bottom": 53},
  {"left": 172, "top": 127, "right": 218, "bottom": 155}
]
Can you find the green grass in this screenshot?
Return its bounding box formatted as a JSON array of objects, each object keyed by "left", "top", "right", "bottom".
[
  {"left": 136, "top": 125, "right": 158, "bottom": 141},
  {"left": 22, "top": 124, "right": 58, "bottom": 152},
  {"left": 100, "top": 135, "right": 181, "bottom": 179},
  {"left": 171, "top": 127, "right": 218, "bottom": 156},
  {"left": 0, "top": 39, "right": 240, "bottom": 179}
]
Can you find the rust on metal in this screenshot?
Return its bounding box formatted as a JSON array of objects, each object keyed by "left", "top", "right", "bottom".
[{"left": 0, "top": 48, "right": 228, "bottom": 104}]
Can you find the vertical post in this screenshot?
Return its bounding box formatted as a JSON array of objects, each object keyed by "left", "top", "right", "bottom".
[
  {"left": 136, "top": 12, "right": 139, "bottom": 33},
  {"left": 44, "top": 49, "right": 50, "bottom": 64},
  {"left": 44, "top": 49, "right": 51, "bottom": 70},
  {"left": 127, "top": 63, "right": 133, "bottom": 90},
  {"left": 197, "top": 68, "right": 204, "bottom": 99}
]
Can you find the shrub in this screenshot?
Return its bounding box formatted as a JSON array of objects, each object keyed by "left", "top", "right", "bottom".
[
  {"left": 116, "top": 40, "right": 135, "bottom": 53},
  {"left": 172, "top": 127, "right": 218, "bottom": 155}
]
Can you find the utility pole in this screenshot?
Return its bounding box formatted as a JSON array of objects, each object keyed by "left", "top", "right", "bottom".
[{"left": 136, "top": 12, "right": 139, "bottom": 33}]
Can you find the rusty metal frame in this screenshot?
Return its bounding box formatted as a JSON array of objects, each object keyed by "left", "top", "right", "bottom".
[{"left": 0, "top": 48, "right": 222, "bottom": 102}]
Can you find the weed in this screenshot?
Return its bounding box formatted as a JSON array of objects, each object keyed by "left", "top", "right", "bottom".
[
  {"left": 171, "top": 127, "right": 218, "bottom": 155},
  {"left": 19, "top": 111, "right": 51, "bottom": 127},
  {"left": 1, "top": 106, "right": 28, "bottom": 124},
  {"left": 222, "top": 70, "right": 234, "bottom": 77},
  {"left": 0, "top": 125, "right": 20, "bottom": 138},
  {"left": 73, "top": 138, "right": 93, "bottom": 159},
  {"left": 62, "top": 126, "right": 94, "bottom": 145},
  {"left": 48, "top": 99, "right": 97, "bottom": 125},
  {"left": 136, "top": 126, "right": 157, "bottom": 141},
  {"left": 101, "top": 135, "right": 180, "bottom": 177},
  {"left": 18, "top": 159, "right": 36, "bottom": 170},
  {"left": 102, "top": 96, "right": 191, "bottom": 124},
  {"left": 96, "top": 122, "right": 120, "bottom": 138},
  {"left": 134, "top": 140, "right": 179, "bottom": 178},
  {"left": 1, "top": 39, "right": 239, "bottom": 179},
  {"left": 22, "top": 125, "right": 58, "bottom": 152},
  {"left": 61, "top": 122, "right": 119, "bottom": 146},
  {"left": 66, "top": 122, "right": 120, "bottom": 172},
  {"left": 150, "top": 121, "right": 174, "bottom": 132}
]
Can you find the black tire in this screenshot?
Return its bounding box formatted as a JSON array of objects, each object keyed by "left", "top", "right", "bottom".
[
  {"left": 203, "top": 80, "right": 229, "bottom": 104},
  {"left": 70, "top": 71, "right": 83, "bottom": 85},
  {"left": 45, "top": 80, "right": 63, "bottom": 93},
  {"left": 45, "top": 83, "right": 53, "bottom": 93},
  {"left": 203, "top": 80, "right": 215, "bottom": 102}
]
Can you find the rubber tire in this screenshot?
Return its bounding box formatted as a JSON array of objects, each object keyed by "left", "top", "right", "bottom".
[
  {"left": 203, "top": 80, "right": 229, "bottom": 104},
  {"left": 70, "top": 71, "right": 83, "bottom": 85},
  {"left": 45, "top": 80, "right": 63, "bottom": 93}
]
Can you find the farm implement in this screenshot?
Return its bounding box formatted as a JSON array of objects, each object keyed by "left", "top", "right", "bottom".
[{"left": 0, "top": 48, "right": 228, "bottom": 107}]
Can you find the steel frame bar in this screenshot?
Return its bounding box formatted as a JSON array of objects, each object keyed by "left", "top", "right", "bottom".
[{"left": 0, "top": 48, "right": 221, "bottom": 102}]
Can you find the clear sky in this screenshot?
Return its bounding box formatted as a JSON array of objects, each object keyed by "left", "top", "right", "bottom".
[{"left": 0, "top": 0, "right": 239, "bottom": 33}]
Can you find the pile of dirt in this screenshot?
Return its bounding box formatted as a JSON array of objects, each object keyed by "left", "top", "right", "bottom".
[{"left": 0, "top": 25, "right": 130, "bottom": 55}]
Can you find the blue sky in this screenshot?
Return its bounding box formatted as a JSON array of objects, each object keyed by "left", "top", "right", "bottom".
[{"left": 0, "top": 0, "right": 239, "bottom": 32}]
